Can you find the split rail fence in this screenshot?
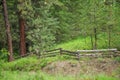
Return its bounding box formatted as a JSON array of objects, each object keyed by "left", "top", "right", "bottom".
[
  {"left": 40, "top": 48, "right": 120, "bottom": 59},
  {"left": 15, "top": 48, "right": 120, "bottom": 60}
]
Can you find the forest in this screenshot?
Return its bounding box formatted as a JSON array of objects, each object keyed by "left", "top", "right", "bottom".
[{"left": 0, "top": 0, "right": 120, "bottom": 80}]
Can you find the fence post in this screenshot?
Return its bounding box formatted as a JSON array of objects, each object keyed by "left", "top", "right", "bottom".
[
  {"left": 77, "top": 52, "right": 80, "bottom": 60},
  {"left": 60, "top": 48, "right": 62, "bottom": 55}
]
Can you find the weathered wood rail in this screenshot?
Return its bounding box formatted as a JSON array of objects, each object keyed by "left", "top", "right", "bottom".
[
  {"left": 77, "top": 48, "right": 117, "bottom": 53},
  {"left": 41, "top": 48, "right": 62, "bottom": 58}
]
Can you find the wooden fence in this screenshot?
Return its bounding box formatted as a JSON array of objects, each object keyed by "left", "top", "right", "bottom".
[
  {"left": 41, "top": 48, "right": 62, "bottom": 58},
  {"left": 15, "top": 48, "right": 120, "bottom": 60},
  {"left": 76, "top": 49, "right": 119, "bottom": 58},
  {"left": 41, "top": 48, "right": 120, "bottom": 59}
]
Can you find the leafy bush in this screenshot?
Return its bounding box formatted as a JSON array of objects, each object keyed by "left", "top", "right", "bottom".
[
  {"left": 0, "top": 48, "right": 9, "bottom": 62},
  {"left": 2, "top": 57, "right": 39, "bottom": 71}
]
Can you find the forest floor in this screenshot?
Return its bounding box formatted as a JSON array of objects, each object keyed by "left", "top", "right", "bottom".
[{"left": 1, "top": 55, "right": 120, "bottom": 80}]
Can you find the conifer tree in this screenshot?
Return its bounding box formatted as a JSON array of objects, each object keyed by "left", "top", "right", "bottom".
[{"left": 2, "top": 0, "right": 13, "bottom": 61}]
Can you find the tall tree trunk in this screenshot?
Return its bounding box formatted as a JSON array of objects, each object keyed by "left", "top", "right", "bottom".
[
  {"left": 84, "top": 25, "right": 87, "bottom": 49},
  {"left": 19, "top": 17, "right": 26, "bottom": 56},
  {"left": 2, "top": 0, "right": 13, "bottom": 61},
  {"left": 108, "top": 26, "right": 111, "bottom": 48},
  {"left": 108, "top": 3, "right": 113, "bottom": 49},
  {"left": 90, "top": 34, "right": 94, "bottom": 49},
  {"left": 94, "top": 27, "right": 97, "bottom": 49},
  {"left": 109, "top": 29, "right": 111, "bottom": 48},
  {"left": 93, "top": 5, "right": 97, "bottom": 49}
]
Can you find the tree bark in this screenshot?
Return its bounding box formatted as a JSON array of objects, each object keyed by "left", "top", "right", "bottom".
[
  {"left": 19, "top": 17, "right": 26, "bottom": 56},
  {"left": 2, "top": 0, "right": 14, "bottom": 61}
]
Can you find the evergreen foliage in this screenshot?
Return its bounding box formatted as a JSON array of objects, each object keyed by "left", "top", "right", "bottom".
[{"left": 27, "top": 0, "right": 59, "bottom": 53}]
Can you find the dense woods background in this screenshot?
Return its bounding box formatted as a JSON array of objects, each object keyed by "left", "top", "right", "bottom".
[{"left": 0, "top": 0, "right": 120, "bottom": 61}]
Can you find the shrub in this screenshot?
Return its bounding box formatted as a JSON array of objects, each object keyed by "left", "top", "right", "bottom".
[
  {"left": 0, "top": 48, "right": 9, "bottom": 62},
  {"left": 2, "top": 57, "right": 39, "bottom": 71}
]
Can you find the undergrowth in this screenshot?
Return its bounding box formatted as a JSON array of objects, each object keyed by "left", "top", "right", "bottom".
[
  {"left": 1, "top": 55, "right": 76, "bottom": 71},
  {"left": 0, "top": 55, "right": 119, "bottom": 80}
]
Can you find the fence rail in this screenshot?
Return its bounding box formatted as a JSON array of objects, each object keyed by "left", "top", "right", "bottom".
[{"left": 77, "top": 48, "right": 117, "bottom": 53}]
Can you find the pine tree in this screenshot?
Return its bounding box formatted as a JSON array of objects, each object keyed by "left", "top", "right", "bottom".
[
  {"left": 1, "top": 0, "right": 13, "bottom": 61},
  {"left": 27, "top": 0, "right": 59, "bottom": 54}
]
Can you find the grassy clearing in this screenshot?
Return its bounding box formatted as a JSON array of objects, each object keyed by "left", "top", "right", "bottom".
[
  {"left": 0, "top": 71, "right": 119, "bottom": 80},
  {"left": 55, "top": 33, "right": 120, "bottom": 51}
]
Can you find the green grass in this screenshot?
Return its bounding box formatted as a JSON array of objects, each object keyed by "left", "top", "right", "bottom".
[
  {"left": 1, "top": 55, "right": 77, "bottom": 71},
  {"left": 0, "top": 71, "right": 118, "bottom": 80},
  {"left": 54, "top": 33, "right": 120, "bottom": 51}
]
